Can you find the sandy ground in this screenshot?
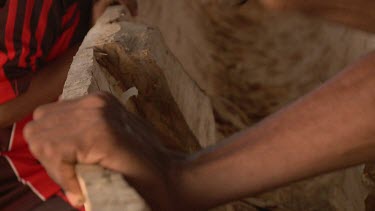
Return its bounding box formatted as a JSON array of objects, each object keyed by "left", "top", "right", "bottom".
[{"left": 132, "top": 1, "right": 375, "bottom": 210}]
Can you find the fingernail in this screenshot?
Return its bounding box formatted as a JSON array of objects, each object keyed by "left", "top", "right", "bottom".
[{"left": 66, "top": 191, "right": 85, "bottom": 207}]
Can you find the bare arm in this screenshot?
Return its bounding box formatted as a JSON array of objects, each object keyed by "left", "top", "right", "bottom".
[
  {"left": 24, "top": 52, "right": 375, "bottom": 210},
  {"left": 261, "top": 0, "right": 375, "bottom": 33},
  {"left": 0, "top": 0, "right": 140, "bottom": 128},
  {"left": 0, "top": 45, "right": 78, "bottom": 128},
  {"left": 175, "top": 52, "right": 375, "bottom": 209}
]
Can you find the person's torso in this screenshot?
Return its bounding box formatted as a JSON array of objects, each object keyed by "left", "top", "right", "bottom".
[
  {"left": 0, "top": 2, "right": 91, "bottom": 207},
  {"left": 0, "top": 0, "right": 91, "bottom": 103}
]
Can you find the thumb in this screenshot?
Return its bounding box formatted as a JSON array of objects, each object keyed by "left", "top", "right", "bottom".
[
  {"left": 119, "top": 0, "right": 138, "bottom": 16},
  {"left": 260, "top": 0, "right": 300, "bottom": 11},
  {"left": 53, "top": 162, "right": 85, "bottom": 207}
]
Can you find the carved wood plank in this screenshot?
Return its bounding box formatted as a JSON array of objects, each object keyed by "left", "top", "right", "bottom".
[
  {"left": 62, "top": 6, "right": 216, "bottom": 211},
  {"left": 76, "top": 165, "right": 150, "bottom": 211}
]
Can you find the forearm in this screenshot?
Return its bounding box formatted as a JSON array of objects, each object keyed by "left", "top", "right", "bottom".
[
  {"left": 264, "top": 0, "right": 375, "bottom": 33},
  {"left": 0, "top": 45, "right": 78, "bottom": 127},
  {"left": 176, "top": 52, "right": 375, "bottom": 209}
]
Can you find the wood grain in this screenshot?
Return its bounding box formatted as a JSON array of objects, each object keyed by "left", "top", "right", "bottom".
[{"left": 62, "top": 6, "right": 215, "bottom": 211}]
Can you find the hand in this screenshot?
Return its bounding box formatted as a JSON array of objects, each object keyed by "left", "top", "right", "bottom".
[
  {"left": 24, "top": 92, "right": 187, "bottom": 210},
  {"left": 118, "top": 0, "right": 138, "bottom": 16},
  {"left": 259, "top": 0, "right": 295, "bottom": 10},
  {"left": 92, "top": 0, "right": 138, "bottom": 24}
]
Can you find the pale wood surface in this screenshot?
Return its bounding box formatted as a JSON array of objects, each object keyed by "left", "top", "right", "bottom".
[
  {"left": 62, "top": 6, "right": 216, "bottom": 211},
  {"left": 76, "top": 165, "right": 150, "bottom": 211}
]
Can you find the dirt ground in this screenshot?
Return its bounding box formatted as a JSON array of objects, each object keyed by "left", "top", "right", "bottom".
[{"left": 133, "top": 0, "right": 375, "bottom": 210}]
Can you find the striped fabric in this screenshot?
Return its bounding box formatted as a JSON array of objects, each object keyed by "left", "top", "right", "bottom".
[{"left": 0, "top": 1, "right": 91, "bottom": 210}]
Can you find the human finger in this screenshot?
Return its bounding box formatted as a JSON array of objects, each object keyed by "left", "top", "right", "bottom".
[
  {"left": 118, "top": 0, "right": 138, "bottom": 16},
  {"left": 33, "top": 92, "right": 114, "bottom": 120},
  {"left": 25, "top": 127, "right": 85, "bottom": 206}
]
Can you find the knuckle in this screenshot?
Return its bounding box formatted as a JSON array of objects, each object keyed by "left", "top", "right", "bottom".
[
  {"left": 28, "top": 139, "right": 43, "bottom": 158},
  {"left": 33, "top": 106, "right": 47, "bottom": 120},
  {"left": 23, "top": 123, "right": 37, "bottom": 142},
  {"left": 42, "top": 142, "right": 59, "bottom": 158},
  {"left": 80, "top": 106, "right": 107, "bottom": 123},
  {"left": 31, "top": 139, "right": 58, "bottom": 160}
]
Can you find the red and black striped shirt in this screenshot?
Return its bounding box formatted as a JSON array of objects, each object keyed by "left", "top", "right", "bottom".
[{"left": 0, "top": 1, "right": 91, "bottom": 210}]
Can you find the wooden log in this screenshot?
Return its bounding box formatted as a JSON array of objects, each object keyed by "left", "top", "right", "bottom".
[
  {"left": 76, "top": 165, "right": 150, "bottom": 211},
  {"left": 61, "top": 6, "right": 216, "bottom": 211}
]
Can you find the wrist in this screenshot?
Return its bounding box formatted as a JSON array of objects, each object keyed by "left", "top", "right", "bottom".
[
  {"left": 168, "top": 153, "right": 219, "bottom": 211},
  {"left": 164, "top": 156, "right": 203, "bottom": 210}
]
